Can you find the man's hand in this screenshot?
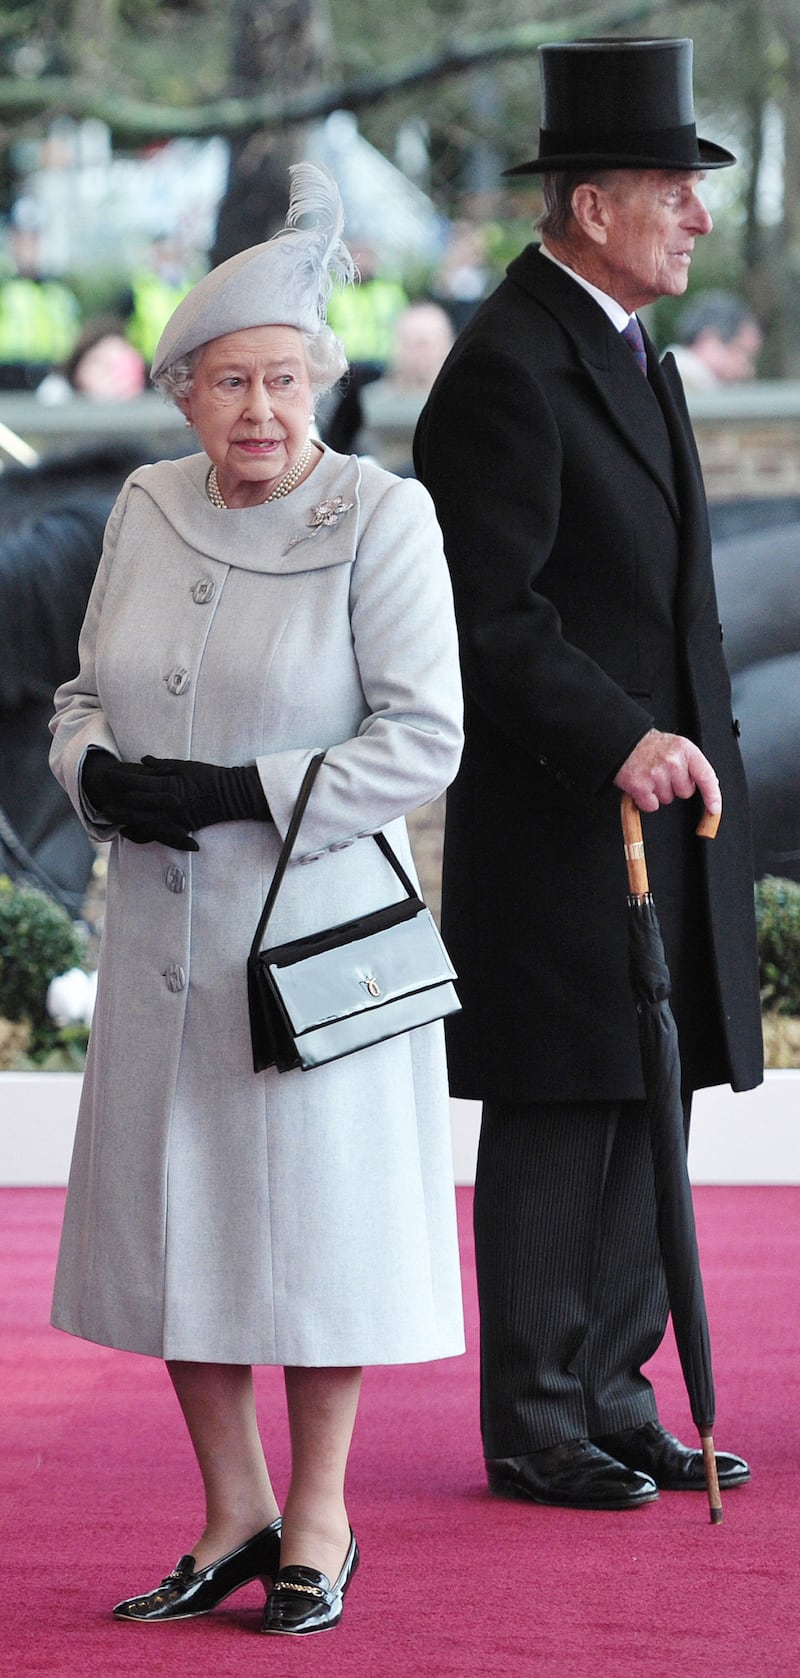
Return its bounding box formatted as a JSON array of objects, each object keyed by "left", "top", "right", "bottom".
[{"left": 613, "top": 728, "right": 721, "bottom": 817}]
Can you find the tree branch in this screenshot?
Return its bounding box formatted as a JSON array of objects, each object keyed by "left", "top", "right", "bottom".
[{"left": 0, "top": 0, "right": 696, "bottom": 144}]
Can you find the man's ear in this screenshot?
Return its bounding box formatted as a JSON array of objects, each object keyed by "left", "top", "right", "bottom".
[{"left": 570, "top": 183, "right": 612, "bottom": 246}]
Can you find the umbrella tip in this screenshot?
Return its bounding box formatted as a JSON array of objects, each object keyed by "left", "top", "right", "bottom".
[{"left": 710, "top": 1506, "right": 723, "bottom": 1525}]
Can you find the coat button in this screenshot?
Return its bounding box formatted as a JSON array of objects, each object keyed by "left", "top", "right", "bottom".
[
  {"left": 164, "top": 963, "right": 186, "bottom": 992},
  {"left": 733, "top": 717, "right": 741, "bottom": 737},
  {"left": 719, "top": 622, "right": 724, "bottom": 641},
  {"left": 165, "top": 667, "right": 190, "bottom": 696},
  {"left": 165, "top": 864, "right": 186, "bottom": 893},
  {"left": 192, "top": 578, "right": 215, "bottom": 604}
]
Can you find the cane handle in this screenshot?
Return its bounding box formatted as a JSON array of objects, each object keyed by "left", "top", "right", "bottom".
[
  {"left": 620, "top": 794, "right": 649, "bottom": 895},
  {"left": 621, "top": 793, "right": 720, "bottom": 893},
  {"left": 696, "top": 806, "right": 721, "bottom": 839}
]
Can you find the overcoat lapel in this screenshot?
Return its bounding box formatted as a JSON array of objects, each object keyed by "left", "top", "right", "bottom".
[
  {"left": 507, "top": 248, "right": 680, "bottom": 524},
  {"left": 648, "top": 347, "right": 716, "bottom": 632},
  {"left": 573, "top": 321, "right": 681, "bottom": 528},
  {"left": 509, "top": 246, "right": 715, "bottom": 633}
]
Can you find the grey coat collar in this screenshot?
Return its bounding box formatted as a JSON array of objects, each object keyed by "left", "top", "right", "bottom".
[{"left": 125, "top": 443, "right": 363, "bottom": 574}]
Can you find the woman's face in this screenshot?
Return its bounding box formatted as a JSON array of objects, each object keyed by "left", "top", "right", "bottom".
[
  {"left": 73, "top": 334, "right": 146, "bottom": 401},
  {"left": 180, "top": 324, "right": 314, "bottom": 507}
]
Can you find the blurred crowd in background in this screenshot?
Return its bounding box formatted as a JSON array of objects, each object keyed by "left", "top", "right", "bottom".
[{"left": 0, "top": 199, "right": 766, "bottom": 409}]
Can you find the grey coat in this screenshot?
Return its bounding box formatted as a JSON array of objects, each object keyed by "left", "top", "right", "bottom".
[{"left": 49, "top": 446, "right": 465, "bottom": 1366}]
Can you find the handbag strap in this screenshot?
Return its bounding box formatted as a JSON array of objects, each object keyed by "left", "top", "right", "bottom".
[{"left": 249, "top": 753, "right": 422, "bottom": 961}]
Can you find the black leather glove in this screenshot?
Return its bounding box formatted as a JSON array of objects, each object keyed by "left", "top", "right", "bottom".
[
  {"left": 81, "top": 749, "right": 198, "bottom": 851},
  {"left": 140, "top": 757, "right": 271, "bottom": 831}
]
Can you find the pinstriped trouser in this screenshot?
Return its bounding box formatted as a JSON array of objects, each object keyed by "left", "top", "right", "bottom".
[{"left": 473, "top": 1096, "right": 692, "bottom": 1457}]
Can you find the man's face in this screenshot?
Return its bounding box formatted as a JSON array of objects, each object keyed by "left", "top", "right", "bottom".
[
  {"left": 697, "top": 321, "right": 762, "bottom": 382},
  {"left": 597, "top": 171, "right": 713, "bottom": 311}
]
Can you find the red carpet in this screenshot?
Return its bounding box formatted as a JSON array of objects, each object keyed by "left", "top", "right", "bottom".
[{"left": 2, "top": 1185, "right": 798, "bottom": 1677}]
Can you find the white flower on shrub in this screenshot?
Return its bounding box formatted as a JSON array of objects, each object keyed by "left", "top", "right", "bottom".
[{"left": 46, "top": 967, "right": 97, "bottom": 1028}]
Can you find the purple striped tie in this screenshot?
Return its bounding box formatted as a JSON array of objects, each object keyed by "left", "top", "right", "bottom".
[
  {"left": 621, "top": 316, "right": 648, "bottom": 375},
  {"left": 617, "top": 315, "right": 647, "bottom": 375}
]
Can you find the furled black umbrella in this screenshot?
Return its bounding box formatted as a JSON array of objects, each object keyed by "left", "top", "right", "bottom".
[{"left": 620, "top": 792, "right": 723, "bottom": 1524}]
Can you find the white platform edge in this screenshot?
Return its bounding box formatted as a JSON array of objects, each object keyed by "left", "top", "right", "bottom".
[
  {"left": 0, "top": 1070, "right": 798, "bottom": 1187},
  {"left": 0, "top": 1074, "right": 82, "bottom": 1186}
]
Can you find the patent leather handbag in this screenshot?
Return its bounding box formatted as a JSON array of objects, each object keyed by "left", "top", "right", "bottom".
[{"left": 247, "top": 753, "right": 460, "bottom": 1073}]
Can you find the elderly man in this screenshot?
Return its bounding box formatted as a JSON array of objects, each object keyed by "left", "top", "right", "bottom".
[{"left": 414, "top": 37, "right": 763, "bottom": 1511}]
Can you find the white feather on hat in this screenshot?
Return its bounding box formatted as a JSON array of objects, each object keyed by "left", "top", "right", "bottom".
[{"left": 151, "top": 162, "right": 356, "bottom": 379}]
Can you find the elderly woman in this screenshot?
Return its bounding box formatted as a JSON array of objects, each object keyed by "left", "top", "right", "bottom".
[{"left": 49, "top": 164, "right": 464, "bottom": 1638}]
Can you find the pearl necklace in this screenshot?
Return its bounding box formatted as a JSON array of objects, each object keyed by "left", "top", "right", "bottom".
[{"left": 206, "top": 439, "right": 314, "bottom": 510}]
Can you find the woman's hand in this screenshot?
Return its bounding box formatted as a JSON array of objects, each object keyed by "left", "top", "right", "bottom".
[
  {"left": 81, "top": 750, "right": 198, "bottom": 850},
  {"left": 81, "top": 752, "right": 270, "bottom": 847},
  {"left": 140, "top": 757, "right": 270, "bottom": 830}
]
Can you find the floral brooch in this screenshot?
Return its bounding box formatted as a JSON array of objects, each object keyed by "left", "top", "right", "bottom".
[{"left": 288, "top": 496, "right": 354, "bottom": 549}]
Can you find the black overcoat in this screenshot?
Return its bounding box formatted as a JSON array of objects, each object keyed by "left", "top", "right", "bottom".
[{"left": 414, "top": 246, "right": 763, "bottom": 1104}]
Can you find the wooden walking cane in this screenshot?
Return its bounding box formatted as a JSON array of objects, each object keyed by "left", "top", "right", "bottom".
[{"left": 621, "top": 792, "right": 724, "bottom": 1526}]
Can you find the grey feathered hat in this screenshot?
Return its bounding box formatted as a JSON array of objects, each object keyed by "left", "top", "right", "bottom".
[{"left": 151, "top": 162, "right": 356, "bottom": 378}]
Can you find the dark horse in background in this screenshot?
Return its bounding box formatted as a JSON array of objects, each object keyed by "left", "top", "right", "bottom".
[
  {"left": 0, "top": 442, "right": 176, "bottom": 914},
  {"left": 710, "top": 498, "right": 800, "bottom": 885}
]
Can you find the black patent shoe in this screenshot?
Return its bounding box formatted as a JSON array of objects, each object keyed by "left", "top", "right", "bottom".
[
  {"left": 113, "top": 1517, "right": 281, "bottom": 1621},
  {"left": 592, "top": 1422, "right": 751, "bottom": 1491},
  {"left": 486, "top": 1439, "right": 658, "bottom": 1509},
  {"left": 261, "top": 1529, "right": 359, "bottom": 1636}
]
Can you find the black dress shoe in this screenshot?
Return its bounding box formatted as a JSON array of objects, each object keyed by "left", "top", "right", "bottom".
[
  {"left": 486, "top": 1440, "right": 658, "bottom": 1510},
  {"left": 112, "top": 1517, "right": 281, "bottom": 1621},
  {"left": 261, "top": 1529, "right": 359, "bottom": 1636},
  {"left": 592, "top": 1421, "right": 750, "bottom": 1491}
]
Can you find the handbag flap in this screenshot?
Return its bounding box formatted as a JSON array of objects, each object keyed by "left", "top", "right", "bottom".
[{"left": 266, "top": 905, "right": 456, "bottom": 1034}]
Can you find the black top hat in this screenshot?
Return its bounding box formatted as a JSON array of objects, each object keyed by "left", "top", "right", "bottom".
[{"left": 504, "top": 38, "right": 735, "bottom": 176}]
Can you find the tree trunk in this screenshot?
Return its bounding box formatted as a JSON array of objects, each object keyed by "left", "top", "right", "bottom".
[
  {"left": 736, "top": 2, "right": 774, "bottom": 366},
  {"left": 66, "top": 0, "right": 119, "bottom": 76},
  {"left": 210, "top": 0, "right": 320, "bottom": 267},
  {"left": 780, "top": 36, "right": 800, "bottom": 374}
]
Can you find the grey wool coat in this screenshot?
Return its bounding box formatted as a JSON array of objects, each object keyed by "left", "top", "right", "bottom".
[{"left": 49, "top": 445, "right": 465, "bottom": 1366}]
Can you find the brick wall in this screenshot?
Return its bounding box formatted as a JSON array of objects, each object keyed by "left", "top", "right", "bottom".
[{"left": 686, "top": 380, "right": 800, "bottom": 501}]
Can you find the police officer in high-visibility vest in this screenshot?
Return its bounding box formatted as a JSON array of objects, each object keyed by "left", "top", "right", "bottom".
[
  {"left": 326, "top": 244, "right": 408, "bottom": 365},
  {"left": 0, "top": 213, "right": 81, "bottom": 388},
  {"left": 0, "top": 274, "right": 80, "bottom": 389}
]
